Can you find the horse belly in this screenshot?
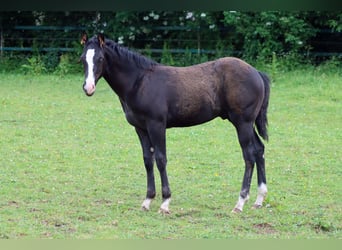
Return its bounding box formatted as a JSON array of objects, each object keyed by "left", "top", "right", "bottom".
[
  {"left": 167, "top": 81, "right": 222, "bottom": 127},
  {"left": 167, "top": 98, "right": 220, "bottom": 127}
]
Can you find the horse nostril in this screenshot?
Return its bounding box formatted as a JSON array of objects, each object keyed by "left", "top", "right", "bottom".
[
  {"left": 83, "top": 82, "right": 87, "bottom": 91},
  {"left": 83, "top": 82, "right": 96, "bottom": 96}
]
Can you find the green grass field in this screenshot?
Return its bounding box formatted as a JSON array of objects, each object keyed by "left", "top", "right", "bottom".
[{"left": 0, "top": 67, "right": 341, "bottom": 239}]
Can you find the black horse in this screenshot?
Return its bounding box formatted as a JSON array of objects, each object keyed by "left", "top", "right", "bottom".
[{"left": 80, "top": 33, "right": 270, "bottom": 213}]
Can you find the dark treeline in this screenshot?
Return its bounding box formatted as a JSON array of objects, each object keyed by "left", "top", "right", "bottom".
[{"left": 0, "top": 11, "right": 341, "bottom": 73}]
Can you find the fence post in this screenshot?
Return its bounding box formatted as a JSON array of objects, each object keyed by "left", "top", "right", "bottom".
[{"left": 197, "top": 27, "right": 201, "bottom": 56}]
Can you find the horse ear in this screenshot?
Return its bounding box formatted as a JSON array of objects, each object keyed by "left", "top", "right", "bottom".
[
  {"left": 98, "top": 33, "right": 105, "bottom": 48},
  {"left": 80, "top": 32, "right": 88, "bottom": 45}
]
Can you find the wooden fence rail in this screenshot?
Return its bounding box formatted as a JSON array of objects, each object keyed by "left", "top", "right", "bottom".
[{"left": 1, "top": 25, "right": 341, "bottom": 59}]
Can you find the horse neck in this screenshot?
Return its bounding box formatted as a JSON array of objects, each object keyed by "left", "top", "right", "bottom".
[{"left": 102, "top": 47, "right": 142, "bottom": 99}]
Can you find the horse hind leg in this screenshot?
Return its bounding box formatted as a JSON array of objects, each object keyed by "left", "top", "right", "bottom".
[
  {"left": 232, "top": 122, "right": 257, "bottom": 213},
  {"left": 252, "top": 130, "right": 267, "bottom": 209},
  {"left": 253, "top": 183, "right": 267, "bottom": 209},
  {"left": 232, "top": 125, "right": 268, "bottom": 213}
]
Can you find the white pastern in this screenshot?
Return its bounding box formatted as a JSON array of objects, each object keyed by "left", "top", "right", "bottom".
[
  {"left": 84, "top": 49, "right": 96, "bottom": 95},
  {"left": 141, "top": 198, "right": 153, "bottom": 211},
  {"left": 159, "top": 198, "right": 171, "bottom": 214},
  {"left": 232, "top": 195, "right": 249, "bottom": 213},
  {"left": 254, "top": 183, "right": 267, "bottom": 207}
]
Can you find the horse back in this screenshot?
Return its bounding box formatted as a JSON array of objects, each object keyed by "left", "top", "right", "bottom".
[
  {"left": 131, "top": 57, "right": 265, "bottom": 128},
  {"left": 150, "top": 62, "right": 224, "bottom": 127}
]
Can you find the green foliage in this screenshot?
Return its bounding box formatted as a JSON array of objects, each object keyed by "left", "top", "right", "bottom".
[
  {"left": 17, "top": 52, "right": 81, "bottom": 76},
  {"left": 315, "top": 56, "right": 342, "bottom": 76},
  {"left": 142, "top": 44, "right": 153, "bottom": 59},
  {"left": 41, "top": 51, "right": 59, "bottom": 73},
  {"left": 222, "top": 11, "right": 316, "bottom": 61},
  {"left": 328, "top": 14, "right": 342, "bottom": 32},
  {"left": 55, "top": 53, "right": 82, "bottom": 76},
  {"left": 183, "top": 47, "right": 195, "bottom": 65},
  {"left": 1, "top": 11, "right": 341, "bottom": 73},
  {"left": 160, "top": 42, "right": 175, "bottom": 65},
  {"left": 0, "top": 55, "right": 27, "bottom": 73},
  {"left": 21, "top": 55, "right": 47, "bottom": 75},
  {"left": 214, "top": 40, "right": 230, "bottom": 59},
  {"left": 54, "top": 54, "right": 71, "bottom": 76}
]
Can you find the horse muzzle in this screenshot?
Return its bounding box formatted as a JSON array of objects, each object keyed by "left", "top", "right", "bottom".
[{"left": 83, "top": 81, "right": 96, "bottom": 96}]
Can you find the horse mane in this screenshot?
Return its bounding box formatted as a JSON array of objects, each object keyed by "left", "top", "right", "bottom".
[{"left": 104, "top": 39, "right": 159, "bottom": 70}]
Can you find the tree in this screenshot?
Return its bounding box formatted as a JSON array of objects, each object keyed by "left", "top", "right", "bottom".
[{"left": 222, "top": 11, "right": 317, "bottom": 60}]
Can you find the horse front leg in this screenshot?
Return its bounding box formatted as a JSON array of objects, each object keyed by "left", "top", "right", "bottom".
[
  {"left": 147, "top": 120, "right": 171, "bottom": 214},
  {"left": 135, "top": 127, "right": 156, "bottom": 211}
]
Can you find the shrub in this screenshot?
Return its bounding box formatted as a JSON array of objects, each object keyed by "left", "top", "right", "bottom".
[
  {"left": 41, "top": 51, "right": 60, "bottom": 73},
  {"left": 21, "top": 55, "right": 47, "bottom": 75},
  {"left": 160, "top": 42, "right": 175, "bottom": 65},
  {"left": 222, "top": 11, "right": 316, "bottom": 61}
]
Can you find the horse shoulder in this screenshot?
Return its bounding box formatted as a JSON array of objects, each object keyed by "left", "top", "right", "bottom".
[{"left": 122, "top": 70, "right": 169, "bottom": 125}]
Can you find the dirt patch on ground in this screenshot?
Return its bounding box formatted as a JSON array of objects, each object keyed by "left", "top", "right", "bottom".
[{"left": 253, "top": 222, "right": 277, "bottom": 234}]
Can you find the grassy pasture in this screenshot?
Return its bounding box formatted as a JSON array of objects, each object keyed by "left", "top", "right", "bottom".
[{"left": 0, "top": 68, "right": 341, "bottom": 239}]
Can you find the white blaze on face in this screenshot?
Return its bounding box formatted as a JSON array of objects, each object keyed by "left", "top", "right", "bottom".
[{"left": 84, "top": 49, "right": 96, "bottom": 95}]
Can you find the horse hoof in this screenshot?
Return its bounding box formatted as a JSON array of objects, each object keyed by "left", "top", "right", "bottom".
[
  {"left": 231, "top": 207, "right": 242, "bottom": 213},
  {"left": 141, "top": 206, "right": 150, "bottom": 211},
  {"left": 158, "top": 208, "right": 171, "bottom": 215},
  {"left": 158, "top": 198, "right": 171, "bottom": 215},
  {"left": 141, "top": 198, "right": 153, "bottom": 211},
  {"left": 252, "top": 204, "right": 262, "bottom": 209}
]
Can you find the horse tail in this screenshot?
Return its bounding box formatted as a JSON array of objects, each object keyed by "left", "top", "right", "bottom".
[{"left": 255, "top": 71, "right": 270, "bottom": 141}]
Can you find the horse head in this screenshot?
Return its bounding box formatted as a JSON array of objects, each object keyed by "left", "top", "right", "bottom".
[{"left": 80, "top": 33, "right": 106, "bottom": 96}]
